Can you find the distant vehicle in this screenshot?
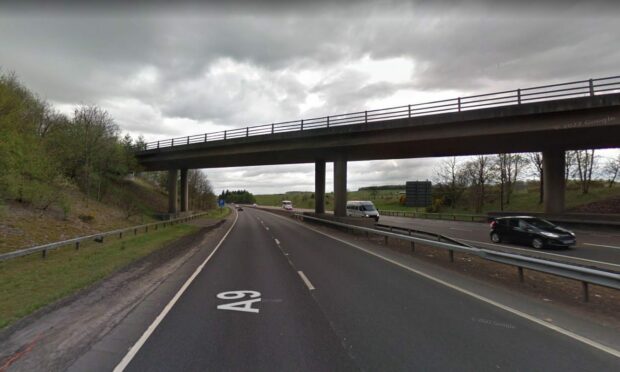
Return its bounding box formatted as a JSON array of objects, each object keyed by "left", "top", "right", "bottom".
[
  {"left": 489, "top": 216, "right": 576, "bottom": 249},
  {"left": 282, "top": 200, "right": 293, "bottom": 210},
  {"left": 346, "top": 201, "right": 380, "bottom": 222},
  {"left": 252, "top": 203, "right": 257, "bottom": 207},
  {"left": 237, "top": 206, "right": 244, "bottom": 211}
]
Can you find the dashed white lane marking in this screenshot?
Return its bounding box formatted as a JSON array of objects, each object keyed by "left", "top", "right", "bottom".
[
  {"left": 584, "top": 243, "right": 620, "bottom": 250},
  {"left": 297, "top": 271, "right": 315, "bottom": 291},
  {"left": 113, "top": 210, "right": 239, "bottom": 371},
  {"left": 458, "top": 239, "right": 620, "bottom": 269},
  {"left": 260, "top": 211, "right": 620, "bottom": 359},
  {"left": 274, "top": 238, "right": 280, "bottom": 245},
  {"left": 265, "top": 226, "right": 270, "bottom": 231}
]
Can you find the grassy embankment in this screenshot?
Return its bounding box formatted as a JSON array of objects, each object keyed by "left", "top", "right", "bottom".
[
  {"left": 0, "top": 207, "right": 230, "bottom": 330},
  {"left": 255, "top": 181, "right": 620, "bottom": 214},
  {"left": 0, "top": 176, "right": 169, "bottom": 254}
]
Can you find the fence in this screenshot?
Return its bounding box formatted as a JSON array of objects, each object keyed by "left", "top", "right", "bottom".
[
  {"left": 142, "top": 75, "right": 620, "bottom": 151},
  {"left": 294, "top": 214, "right": 620, "bottom": 302},
  {"left": 378, "top": 210, "right": 488, "bottom": 222},
  {"left": 0, "top": 212, "right": 210, "bottom": 262}
]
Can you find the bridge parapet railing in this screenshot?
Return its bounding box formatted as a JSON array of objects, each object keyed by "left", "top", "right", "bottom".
[{"left": 142, "top": 75, "right": 620, "bottom": 151}]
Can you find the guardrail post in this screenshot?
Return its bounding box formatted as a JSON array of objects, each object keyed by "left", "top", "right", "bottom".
[
  {"left": 186, "top": 136, "right": 189, "bottom": 145},
  {"left": 171, "top": 138, "right": 174, "bottom": 146},
  {"left": 518, "top": 267, "right": 524, "bottom": 282},
  {"left": 327, "top": 116, "right": 330, "bottom": 127},
  {"left": 246, "top": 127, "right": 249, "bottom": 136},
  {"left": 42, "top": 249, "right": 47, "bottom": 258},
  {"left": 517, "top": 89, "right": 521, "bottom": 104},
  {"left": 301, "top": 120, "right": 304, "bottom": 130},
  {"left": 119, "top": 232, "right": 123, "bottom": 239},
  {"left": 75, "top": 241, "right": 80, "bottom": 250},
  {"left": 224, "top": 131, "right": 227, "bottom": 140},
  {"left": 157, "top": 141, "right": 160, "bottom": 149},
  {"left": 589, "top": 79, "right": 594, "bottom": 96},
  {"left": 365, "top": 111, "right": 367, "bottom": 123},
  {"left": 271, "top": 123, "right": 274, "bottom": 134},
  {"left": 408, "top": 104, "right": 411, "bottom": 118},
  {"left": 457, "top": 97, "right": 461, "bottom": 112},
  {"left": 582, "top": 281, "right": 589, "bottom": 302},
  {"left": 145, "top": 226, "right": 149, "bottom": 233}
]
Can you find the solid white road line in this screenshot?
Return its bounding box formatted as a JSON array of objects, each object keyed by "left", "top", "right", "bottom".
[
  {"left": 297, "top": 271, "right": 315, "bottom": 291},
  {"left": 261, "top": 211, "right": 620, "bottom": 359},
  {"left": 113, "top": 210, "right": 239, "bottom": 372},
  {"left": 584, "top": 243, "right": 620, "bottom": 250},
  {"left": 458, "top": 238, "right": 620, "bottom": 269}
]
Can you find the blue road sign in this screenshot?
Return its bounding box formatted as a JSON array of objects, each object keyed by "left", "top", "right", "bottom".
[{"left": 218, "top": 199, "right": 225, "bottom": 207}]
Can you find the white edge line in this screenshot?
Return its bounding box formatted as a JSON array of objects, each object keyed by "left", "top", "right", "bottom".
[
  {"left": 584, "top": 243, "right": 620, "bottom": 250},
  {"left": 113, "top": 209, "right": 239, "bottom": 372},
  {"left": 261, "top": 211, "right": 620, "bottom": 359},
  {"left": 458, "top": 238, "right": 620, "bottom": 269},
  {"left": 297, "top": 271, "right": 315, "bottom": 290}
]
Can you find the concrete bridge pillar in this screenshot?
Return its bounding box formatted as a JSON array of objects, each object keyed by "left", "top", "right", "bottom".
[
  {"left": 543, "top": 149, "right": 566, "bottom": 214},
  {"left": 334, "top": 157, "right": 347, "bottom": 217},
  {"left": 315, "top": 160, "right": 326, "bottom": 214},
  {"left": 168, "top": 169, "right": 178, "bottom": 214},
  {"left": 180, "top": 168, "right": 189, "bottom": 212}
]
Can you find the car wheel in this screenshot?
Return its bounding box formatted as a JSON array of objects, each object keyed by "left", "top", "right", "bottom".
[
  {"left": 490, "top": 232, "right": 502, "bottom": 243},
  {"left": 532, "top": 237, "right": 545, "bottom": 249}
]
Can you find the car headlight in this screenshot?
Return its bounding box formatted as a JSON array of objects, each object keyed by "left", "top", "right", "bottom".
[
  {"left": 364, "top": 214, "right": 369, "bottom": 217},
  {"left": 541, "top": 232, "right": 560, "bottom": 238}
]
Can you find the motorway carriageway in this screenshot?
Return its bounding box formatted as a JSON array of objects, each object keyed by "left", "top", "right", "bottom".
[
  {"left": 116, "top": 208, "right": 619, "bottom": 371},
  {"left": 380, "top": 215, "right": 620, "bottom": 271}
]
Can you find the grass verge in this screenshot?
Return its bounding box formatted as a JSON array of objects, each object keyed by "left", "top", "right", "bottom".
[{"left": 0, "top": 221, "right": 201, "bottom": 330}]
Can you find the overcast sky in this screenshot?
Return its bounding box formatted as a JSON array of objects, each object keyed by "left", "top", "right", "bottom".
[{"left": 1, "top": 1, "right": 619, "bottom": 194}]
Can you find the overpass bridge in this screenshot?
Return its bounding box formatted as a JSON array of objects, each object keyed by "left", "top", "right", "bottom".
[{"left": 136, "top": 76, "right": 620, "bottom": 217}]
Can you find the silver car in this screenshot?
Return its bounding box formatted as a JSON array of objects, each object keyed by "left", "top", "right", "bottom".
[{"left": 346, "top": 201, "right": 380, "bottom": 221}]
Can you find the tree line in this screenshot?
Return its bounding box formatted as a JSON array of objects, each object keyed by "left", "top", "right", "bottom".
[
  {"left": 219, "top": 189, "right": 256, "bottom": 204},
  {"left": 434, "top": 151, "right": 620, "bottom": 213},
  {"left": 0, "top": 72, "right": 216, "bottom": 215}
]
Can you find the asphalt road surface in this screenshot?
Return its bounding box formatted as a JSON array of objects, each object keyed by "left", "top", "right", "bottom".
[
  {"left": 380, "top": 215, "right": 620, "bottom": 270},
  {"left": 121, "top": 208, "right": 619, "bottom": 371}
]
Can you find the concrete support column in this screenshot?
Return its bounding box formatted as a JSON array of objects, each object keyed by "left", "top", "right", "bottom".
[
  {"left": 180, "top": 168, "right": 189, "bottom": 212},
  {"left": 543, "top": 149, "right": 565, "bottom": 214},
  {"left": 334, "top": 157, "right": 347, "bottom": 217},
  {"left": 168, "top": 169, "right": 178, "bottom": 214},
  {"left": 315, "top": 160, "right": 325, "bottom": 214}
]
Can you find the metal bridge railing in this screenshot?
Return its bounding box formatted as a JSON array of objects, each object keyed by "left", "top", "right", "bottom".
[{"left": 141, "top": 75, "right": 620, "bottom": 151}]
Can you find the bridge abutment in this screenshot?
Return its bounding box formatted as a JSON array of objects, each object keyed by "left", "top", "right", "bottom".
[
  {"left": 543, "top": 149, "right": 566, "bottom": 214},
  {"left": 315, "top": 160, "right": 325, "bottom": 214},
  {"left": 168, "top": 169, "right": 178, "bottom": 214},
  {"left": 334, "top": 157, "right": 347, "bottom": 217}
]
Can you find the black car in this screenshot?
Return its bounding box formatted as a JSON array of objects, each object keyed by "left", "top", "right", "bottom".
[{"left": 489, "top": 216, "right": 576, "bottom": 249}]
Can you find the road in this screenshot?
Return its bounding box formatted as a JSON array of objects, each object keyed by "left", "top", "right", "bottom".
[
  {"left": 379, "top": 215, "right": 620, "bottom": 270},
  {"left": 117, "top": 208, "right": 618, "bottom": 371}
]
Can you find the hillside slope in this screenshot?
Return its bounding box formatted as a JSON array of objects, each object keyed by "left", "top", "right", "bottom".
[{"left": 0, "top": 176, "right": 169, "bottom": 254}]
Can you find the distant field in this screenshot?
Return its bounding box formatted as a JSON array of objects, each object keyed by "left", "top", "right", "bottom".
[{"left": 255, "top": 182, "right": 620, "bottom": 215}]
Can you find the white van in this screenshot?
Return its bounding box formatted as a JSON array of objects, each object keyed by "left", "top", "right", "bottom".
[
  {"left": 346, "top": 201, "right": 380, "bottom": 221},
  {"left": 281, "top": 200, "right": 293, "bottom": 210}
]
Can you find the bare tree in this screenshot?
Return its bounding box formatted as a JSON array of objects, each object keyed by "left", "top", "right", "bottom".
[
  {"left": 435, "top": 157, "right": 467, "bottom": 209},
  {"left": 574, "top": 149, "right": 597, "bottom": 194},
  {"left": 526, "top": 153, "right": 544, "bottom": 204},
  {"left": 495, "top": 153, "right": 527, "bottom": 210},
  {"left": 603, "top": 154, "right": 620, "bottom": 188},
  {"left": 564, "top": 151, "right": 577, "bottom": 183},
  {"left": 463, "top": 155, "right": 495, "bottom": 213}
]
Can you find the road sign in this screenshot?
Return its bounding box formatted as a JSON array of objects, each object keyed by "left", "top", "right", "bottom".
[
  {"left": 405, "top": 181, "right": 432, "bottom": 207},
  {"left": 218, "top": 199, "right": 225, "bottom": 207}
]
